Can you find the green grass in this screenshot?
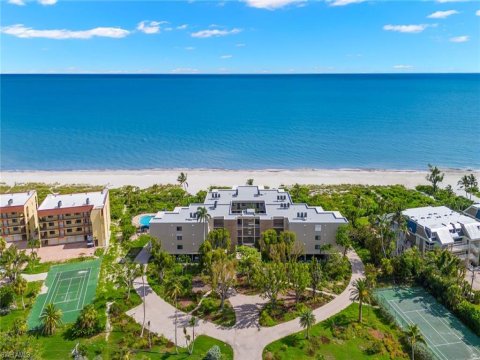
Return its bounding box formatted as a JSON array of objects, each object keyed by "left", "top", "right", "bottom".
[
  {"left": 263, "top": 303, "right": 409, "bottom": 360},
  {"left": 23, "top": 255, "right": 97, "bottom": 275},
  {"left": 259, "top": 294, "right": 332, "bottom": 327},
  {"left": 0, "top": 281, "right": 42, "bottom": 330},
  {"left": 193, "top": 296, "right": 236, "bottom": 328}
]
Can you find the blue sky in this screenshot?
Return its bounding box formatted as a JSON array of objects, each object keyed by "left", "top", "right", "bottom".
[{"left": 1, "top": 0, "right": 479, "bottom": 73}]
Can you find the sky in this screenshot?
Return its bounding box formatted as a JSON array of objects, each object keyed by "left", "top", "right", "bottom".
[{"left": 1, "top": 0, "right": 479, "bottom": 73}]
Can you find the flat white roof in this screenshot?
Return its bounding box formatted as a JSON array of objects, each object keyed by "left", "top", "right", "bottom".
[
  {"left": 151, "top": 186, "right": 347, "bottom": 224},
  {"left": 0, "top": 191, "right": 36, "bottom": 207},
  {"left": 38, "top": 190, "right": 108, "bottom": 210},
  {"left": 403, "top": 206, "right": 478, "bottom": 229}
]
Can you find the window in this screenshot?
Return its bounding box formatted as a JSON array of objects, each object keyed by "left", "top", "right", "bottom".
[
  {"left": 13, "top": 227, "right": 19, "bottom": 231},
  {"left": 49, "top": 230, "right": 55, "bottom": 235},
  {"left": 176, "top": 226, "right": 182, "bottom": 232},
  {"left": 76, "top": 227, "right": 82, "bottom": 232},
  {"left": 177, "top": 245, "right": 183, "bottom": 250},
  {"left": 12, "top": 218, "right": 17, "bottom": 223},
  {"left": 315, "top": 245, "right": 321, "bottom": 250},
  {"left": 66, "top": 220, "right": 72, "bottom": 225},
  {"left": 49, "top": 222, "right": 54, "bottom": 226},
  {"left": 67, "top": 229, "right": 72, "bottom": 233},
  {"left": 315, "top": 225, "right": 322, "bottom": 232},
  {"left": 176, "top": 235, "right": 183, "bottom": 241},
  {"left": 315, "top": 235, "right": 321, "bottom": 241}
]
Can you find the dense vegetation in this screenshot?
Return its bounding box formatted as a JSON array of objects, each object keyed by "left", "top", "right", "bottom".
[{"left": 263, "top": 303, "right": 411, "bottom": 360}]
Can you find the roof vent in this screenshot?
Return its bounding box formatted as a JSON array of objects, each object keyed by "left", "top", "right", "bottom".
[
  {"left": 8, "top": 199, "right": 13, "bottom": 206},
  {"left": 58, "top": 200, "right": 62, "bottom": 208},
  {"left": 86, "top": 197, "right": 90, "bottom": 205}
]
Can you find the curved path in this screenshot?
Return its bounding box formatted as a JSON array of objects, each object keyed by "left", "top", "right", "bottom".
[{"left": 127, "top": 249, "right": 364, "bottom": 359}]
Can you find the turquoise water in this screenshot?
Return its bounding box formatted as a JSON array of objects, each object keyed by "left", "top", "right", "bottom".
[
  {"left": 139, "top": 215, "right": 154, "bottom": 227},
  {"left": 1, "top": 74, "right": 479, "bottom": 170}
]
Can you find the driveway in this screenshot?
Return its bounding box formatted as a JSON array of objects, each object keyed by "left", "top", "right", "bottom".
[{"left": 127, "top": 249, "right": 364, "bottom": 359}]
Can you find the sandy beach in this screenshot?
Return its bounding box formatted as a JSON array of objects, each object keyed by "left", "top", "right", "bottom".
[{"left": 2, "top": 169, "right": 479, "bottom": 195}]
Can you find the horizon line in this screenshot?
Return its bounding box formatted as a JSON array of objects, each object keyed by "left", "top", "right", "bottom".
[{"left": 2, "top": 72, "right": 480, "bottom": 75}]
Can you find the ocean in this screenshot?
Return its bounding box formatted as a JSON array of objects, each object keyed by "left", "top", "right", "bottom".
[{"left": 1, "top": 74, "right": 479, "bottom": 171}]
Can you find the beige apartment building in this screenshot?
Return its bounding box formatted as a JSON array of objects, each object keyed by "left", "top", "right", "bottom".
[
  {"left": 38, "top": 190, "right": 111, "bottom": 247},
  {"left": 0, "top": 191, "right": 39, "bottom": 243},
  {"left": 149, "top": 186, "right": 348, "bottom": 256}
]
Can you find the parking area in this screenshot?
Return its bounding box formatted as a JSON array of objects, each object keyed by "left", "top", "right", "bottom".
[{"left": 7, "top": 241, "right": 96, "bottom": 263}]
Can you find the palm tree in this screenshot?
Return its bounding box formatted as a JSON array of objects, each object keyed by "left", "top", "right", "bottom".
[
  {"left": 458, "top": 175, "right": 471, "bottom": 198},
  {"left": 351, "top": 279, "right": 369, "bottom": 323},
  {"left": 77, "top": 304, "right": 98, "bottom": 330},
  {"left": 426, "top": 164, "right": 444, "bottom": 193},
  {"left": 165, "top": 277, "right": 183, "bottom": 353},
  {"left": 468, "top": 174, "right": 478, "bottom": 194},
  {"left": 177, "top": 172, "right": 188, "bottom": 190},
  {"left": 406, "top": 324, "right": 425, "bottom": 360},
  {"left": 299, "top": 308, "right": 316, "bottom": 339},
  {"left": 40, "top": 303, "right": 63, "bottom": 335},
  {"left": 13, "top": 276, "right": 28, "bottom": 309},
  {"left": 196, "top": 207, "right": 211, "bottom": 241}
]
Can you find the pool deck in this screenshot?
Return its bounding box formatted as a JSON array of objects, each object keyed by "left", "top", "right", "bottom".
[{"left": 132, "top": 213, "right": 156, "bottom": 228}]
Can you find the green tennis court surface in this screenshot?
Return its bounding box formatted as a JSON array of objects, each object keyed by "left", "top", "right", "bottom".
[
  {"left": 27, "top": 259, "right": 101, "bottom": 330},
  {"left": 375, "top": 287, "right": 480, "bottom": 360}
]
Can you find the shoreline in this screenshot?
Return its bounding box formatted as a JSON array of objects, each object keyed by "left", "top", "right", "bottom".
[{"left": 2, "top": 168, "right": 479, "bottom": 194}]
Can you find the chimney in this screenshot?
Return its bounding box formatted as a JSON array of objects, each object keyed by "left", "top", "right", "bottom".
[
  {"left": 8, "top": 199, "right": 13, "bottom": 206},
  {"left": 58, "top": 200, "right": 62, "bottom": 208}
]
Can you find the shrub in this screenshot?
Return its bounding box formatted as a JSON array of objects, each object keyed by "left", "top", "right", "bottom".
[
  {"left": 0, "top": 285, "right": 14, "bottom": 309},
  {"left": 10, "top": 318, "right": 27, "bottom": 336},
  {"left": 204, "top": 345, "right": 222, "bottom": 360},
  {"left": 456, "top": 301, "right": 480, "bottom": 336},
  {"left": 365, "top": 340, "right": 384, "bottom": 355},
  {"left": 71, "top": 304, "right": 102, "bottom": 337}
]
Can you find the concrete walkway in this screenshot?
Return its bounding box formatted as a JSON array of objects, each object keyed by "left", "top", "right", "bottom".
[{"left": 127, "top": 249, "right": 364, "bottom": 359}]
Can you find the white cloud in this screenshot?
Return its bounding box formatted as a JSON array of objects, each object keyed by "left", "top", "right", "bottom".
[
  {"left": 191, "top": 28, "right": 242, "bottom": 38},
  {"left": 1, "top": 24, "right": 130, "bottom": 39},
  {"left": 383, "top": 24, "right": 432, "bottom": 33},
  {"left": 450, "top": 35, "right": 469, "bottom": 42},
  {"left": 136, "top": 21, "right": 167, "bottom": 34},
  {"left": 245, "top": 0, "right": 305, "bottom": 10},
  {"left": 393, "top": 64, "right": 414, "bottom": 70},
  {"left": 177, "top": 24, "right": 188, "bottom": 30},
  {"left": 185, "top": 46, "right": 195, "bottom": 51},
  {"left": 436, "top": 0, "right": 467, "bottom": 3},
  {"left": 328, "top": 0, "right": 365, "bottom": 6},
  {"left": 164, "top": 27, "right": 173, "bottom": 31},
  {"left": 236, "top": 43, "right": 246, "bottom": 47},
  {"left": 38, "top": 0, "right": 57, "bottom": 5},
  {"left": 170, "top": 67, "right": 199, "bottom": 74},
  {"left": 8, "top": 0, "right": 25, "bottom": 5},
  {"left": 220, "top": 54, "right": 233, "bottom": 59},
  {"left": 476, "top": 10, "right": 480, "bottom": 16},
  {"left": 427, "top": 10, "right": 459, "bottom": 19}
]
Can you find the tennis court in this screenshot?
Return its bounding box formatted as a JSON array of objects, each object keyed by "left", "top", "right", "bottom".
[
  {"left": 375, "top": 287, "right": 480, "bottom": 360},
  {"left": 27, "top": 258, "right": 101, "bottom": 330}
]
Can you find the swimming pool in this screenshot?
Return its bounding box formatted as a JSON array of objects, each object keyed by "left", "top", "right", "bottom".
[{"left": 139, "top": 215, "right": 154, "bottom": 228}]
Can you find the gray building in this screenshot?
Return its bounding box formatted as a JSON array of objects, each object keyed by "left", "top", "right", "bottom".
[
  {"left": 149, "top": 186, "right": 347, "bottom": 255},
  {"left": 401, "top": 206, "right": 480, "bottom": 265},
  {"left": 464, "top": 204, "right": 480, "bottom": 221}
]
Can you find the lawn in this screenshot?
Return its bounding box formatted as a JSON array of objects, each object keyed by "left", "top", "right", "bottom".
[
  {"left": 192, "top": 295, "right": 236, "bottom": 328},
  {"left": 259, "top": 293, "right": 333, "bottom": 327},
  {"left": 263, "top": 303, "right": 409, "bottom": 360},
  {"left": 23, "top": 255, "right": 97, "bottom": 275}
]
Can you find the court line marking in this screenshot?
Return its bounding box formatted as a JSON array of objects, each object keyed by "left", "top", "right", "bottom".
[
  {"left": 388, "top": 299, "right": 448, "bottom": 360},
  {"left": 79, "top": 268, "right": 91, "bottom": 311},
  {"left": 40, "top": 271, "right": 61, "bottom": 316},
  {"left": 432, "top": 307, "right": 480, "bottom": 358},
  {"left": 73, "top": 274, "right": 86, "bottom": 306},
  {"left": 74, "top": 271, "right": 88, "bottom": 311}
]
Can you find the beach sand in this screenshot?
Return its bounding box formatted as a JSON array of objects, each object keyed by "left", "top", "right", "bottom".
[{"left": 2, "top": 169, "right": 479, "bottom": 194}]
